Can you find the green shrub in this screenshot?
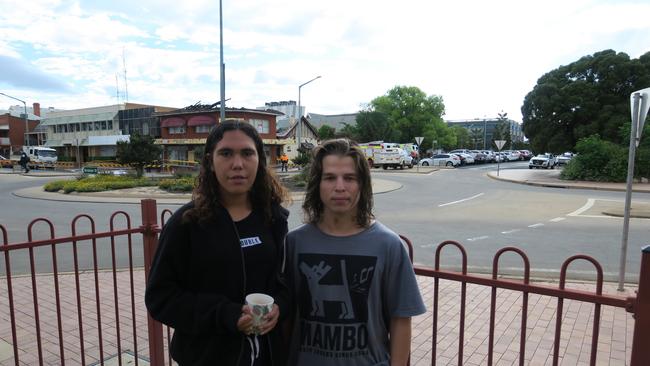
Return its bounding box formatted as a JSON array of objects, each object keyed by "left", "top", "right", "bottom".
[
  {"left": 49, "top": 175, "right": 155, "bottom": 193},
  {"left": 159, "top": 177, "right": 195, "bottom": 192},
  {"left": 560, "top": 135, "right": 628, "bottom": 182},
  {"left": 44, "top": 180, "right": 67, "bottom": 192}
]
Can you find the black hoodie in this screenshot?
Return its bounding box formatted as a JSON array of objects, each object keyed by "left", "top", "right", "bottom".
[{"left": 145, "top": 201, "right": 290, "bottom": 365}]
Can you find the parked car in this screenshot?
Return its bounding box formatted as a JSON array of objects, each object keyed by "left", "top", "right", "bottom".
[
  {"left": 529, "top": 153, "right": 557, "bottom": 169},
  {"left": 481, "top": 150, "right": 496, "bottom": 163},
  {"left": 419, "top": 154, "right": 460, "bottom": 167},
  {"left": 456, "top": 153, "right": 475, "bottom": 165},
  {"left": 556, "top": 152, "right": 574, "bottom": 166},
  {"left": 502, "top": 150, "right": 521, "bottom": 161},
  {"left": 518, "top": 150, "right": 533, "bottom": 160}
]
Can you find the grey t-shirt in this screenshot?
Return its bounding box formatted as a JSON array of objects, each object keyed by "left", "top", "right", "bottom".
[{"left": 285, "top": 221, "right": 426, "bottom": 366}]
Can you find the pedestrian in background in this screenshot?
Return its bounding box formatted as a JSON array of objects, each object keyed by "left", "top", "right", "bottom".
[
  {"left": 19, "top": 152, "right": 30, "bottom": 173},
  {"left": 284, "top": 138, "right": 426, "bottom": 365},
  {"left": 145, "top": 120, "right": 291, "bottom": 366},
  {"left": 280, "top": 152, "right": 289, "bottom": 172}
]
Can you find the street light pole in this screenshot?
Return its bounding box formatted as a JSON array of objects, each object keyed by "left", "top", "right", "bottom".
[
  {"left": 219, "top": 0, "right": 226, "bottom": 121},
  {"left": 0, "top": 92, "right": 29, "bottom": 146},
  {"left": 297, "top": 75, "right": 321, "bottom": 147}
]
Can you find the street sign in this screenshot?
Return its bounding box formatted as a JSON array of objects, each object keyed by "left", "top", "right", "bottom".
[
  {"left": 631, "top": 87, "right": 650, "bottom": 146},
  {"left": 494, "top": 140, "right": 506, "bottom": 150},
  {"left": 414, "top": 136, "right": 424, "bottom": 145},
  {"left": 82, "top": 166, "right": 98, "bottom": 174}
]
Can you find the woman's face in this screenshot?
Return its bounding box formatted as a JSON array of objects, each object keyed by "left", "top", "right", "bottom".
[{"left": 211, "top": 129, "right": 259, "bottom": 198}]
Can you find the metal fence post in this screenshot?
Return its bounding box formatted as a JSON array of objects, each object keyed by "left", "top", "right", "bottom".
[
  {"left": 630, "top": 245, "right": 650, "bottom": 365},
  {"left": 141, "top": 199, "right": 165, "bottom": 366}
]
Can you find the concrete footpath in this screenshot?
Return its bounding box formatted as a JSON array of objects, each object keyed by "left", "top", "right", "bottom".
[{"left": 0, "top": 167, "right": 643, "bottom": 365}]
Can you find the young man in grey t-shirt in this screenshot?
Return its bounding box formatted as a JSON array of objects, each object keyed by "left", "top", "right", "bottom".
[{"left": 285, "top": 139, "right": 426, "bottom": 366}]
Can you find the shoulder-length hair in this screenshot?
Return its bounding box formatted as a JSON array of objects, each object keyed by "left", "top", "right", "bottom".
[
  {"left": 302, "top": 138, "right": 374, "bottom": 227},
  {"left": 184, "top": 119, "right": 287, "bottom": 224}
]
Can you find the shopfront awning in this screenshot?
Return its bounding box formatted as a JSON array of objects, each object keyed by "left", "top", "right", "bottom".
[
  {"left": 187, "top": 115, "right": 215, "bottom": 126},
  {"left": 161, "top": 117, "right": 186, "bottom": 128}
]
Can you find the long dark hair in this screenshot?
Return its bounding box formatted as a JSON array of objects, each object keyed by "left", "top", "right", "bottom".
[
  {"left": 302, "top": 138, "right": 374, "bottom": 227},
  {"left": 184, "top": 119, "right": 287, "bottom": 224}
]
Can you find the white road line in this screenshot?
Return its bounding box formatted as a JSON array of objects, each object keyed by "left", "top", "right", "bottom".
[
  {"left": 467, "top": 235, "right": 489, "bottom": 241},
  {"left": 550, "top": 217, "right": 565, "bottom": 222},
  {"left": 568, "top": 198, "right": 595, "bottom": 216},
  {"left": 528, "top": 223, "right": 544, "bottom": 228},
  {"left": 439, "top": 193, "right": 485, "bottom": 207},
  {"left": 501, "top": 229, "right": 521, "bottom": 234}
]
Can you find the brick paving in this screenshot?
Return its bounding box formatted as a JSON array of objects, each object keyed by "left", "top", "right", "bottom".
[{"left": 0, "top": 269, "right": 637, "bottom": 366}]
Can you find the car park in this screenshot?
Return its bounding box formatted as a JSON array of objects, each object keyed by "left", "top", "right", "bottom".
[
  {"left": 419, "top": 153, "right": 460, "bottom": 167},
  {"left": 529, "top": 153, "right": 557, "bottom": 169}
]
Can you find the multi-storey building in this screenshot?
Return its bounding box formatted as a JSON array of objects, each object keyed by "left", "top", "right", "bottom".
[
  {"left": 155, "top": 103, "right": 285, "bottom": 165},
  {"left": 40, "top": 103, "right": 176, "bottom": 163},
  {"left": 446, "top": 117, "right": 524, "bottom": 150}
]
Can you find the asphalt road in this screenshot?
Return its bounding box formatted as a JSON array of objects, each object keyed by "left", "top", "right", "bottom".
[{"left": 1, "top": 163, "right": 649, "bottom": 282}]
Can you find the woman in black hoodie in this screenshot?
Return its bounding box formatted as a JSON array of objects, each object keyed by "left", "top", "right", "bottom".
[{"left": 145, "top": 120, "right": 291, "bottom": 365}]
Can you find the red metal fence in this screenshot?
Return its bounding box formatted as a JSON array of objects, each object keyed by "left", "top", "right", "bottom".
[{"left": 1, "top": 199, "right": 648, "bottom": 365}]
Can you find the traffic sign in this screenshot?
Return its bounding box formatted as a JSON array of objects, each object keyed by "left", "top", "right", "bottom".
[
  {"left": 414, "top": 136, "right": 424, "bottom": 145},
  {"left": 494, "top": 140, "right": 506, "bottom": 150},
  {"left": 82, "top": 166, "right": 98, "bottom": 174}
]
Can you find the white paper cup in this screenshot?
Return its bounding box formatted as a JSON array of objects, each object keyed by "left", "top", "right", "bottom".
[{"left": 245, "top": 293, "right": 274, "bottom": 332}]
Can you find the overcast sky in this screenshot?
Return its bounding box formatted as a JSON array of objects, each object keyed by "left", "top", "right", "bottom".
[{"left": 1, "top": 0, "right": 648, "bottom": 122}]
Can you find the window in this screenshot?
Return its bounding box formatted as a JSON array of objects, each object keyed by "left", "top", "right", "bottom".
[
  {"left": 142, "top": 123, "right": 149, "bottom": 135},
  {"left": 108, "top": 120, "right": 113, "bottom": 130},
  {"left": 195, "top": 125, "right": 211, "bottom": 133},
  {"left": 169, "top": 126, "right": 186, "bottom": 134},
  {"left": 249, "top": 119, "right": 269, "bottom": 134}
]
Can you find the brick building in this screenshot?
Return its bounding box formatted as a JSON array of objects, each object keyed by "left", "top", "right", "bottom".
[
  {"left": 155, "top": 104, "right": 286, "bottom": 165},
  {"left": 0, "top": 103, "right": 41, "bottom": 157}
]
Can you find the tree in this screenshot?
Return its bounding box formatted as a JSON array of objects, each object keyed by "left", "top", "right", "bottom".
[
  {"left": 522, "top": 49, "right": 650, "bottom": 154},
  {"left": 450, "top": 126, "right": 469, "bottom": 149},
  {"left": 348, "top": 111, "right": 395, "bottom": 142},
  {"left": 317, "top": 125, "right": 336, "bottom": 140},
  {"left": 493, "top": 111, "right": 512, "bottom": 150},
  {"left": 469, "top": 127, "right": 484, "bottom": 149},
  {"left": 370, "top": 86, "right": 446, "bottom": 145},
  {"left": 116, "top": 133, "right": 162, "bottom": 177}
]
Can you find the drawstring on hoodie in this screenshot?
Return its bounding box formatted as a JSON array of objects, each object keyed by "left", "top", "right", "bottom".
[{"left": 245, "top": 334, "right": 260, "bottom": 365}]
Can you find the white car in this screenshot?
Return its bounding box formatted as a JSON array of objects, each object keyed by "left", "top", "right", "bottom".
[
  {"left": 529, "top": 154, "right": 557, "bottom": 169},
  {"left": 556, "top": 152, "right": 574, "bottom": 166},
  {"left": 419, "top": 154, "right": 460, "bottom": 167}
]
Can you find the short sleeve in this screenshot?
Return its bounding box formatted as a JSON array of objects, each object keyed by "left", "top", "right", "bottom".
[{"left": 384, "top": 237, "right": 426, "bottom": 317}]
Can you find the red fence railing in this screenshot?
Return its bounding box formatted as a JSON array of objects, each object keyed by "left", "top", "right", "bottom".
[
  {"left": 0, "top": 199, "right": 162, "bottom": 365},
  {"left": 1, "top": 200, "right": 648, "bottom": 365},
  {"left": 399, "top": 237, "right": 649, "bottom": 366}
]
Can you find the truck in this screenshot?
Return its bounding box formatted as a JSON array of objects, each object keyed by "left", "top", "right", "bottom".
[
  {"left": 359, "top": 141, "right": 413, "bottom": 169},
  {"left": 12, "top": 146, "right": 58, "bottom": 169}
]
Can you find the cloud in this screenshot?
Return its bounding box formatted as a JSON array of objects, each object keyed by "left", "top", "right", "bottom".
[{"left": 0, "top": 55, "right": 71, "bottom": 91}]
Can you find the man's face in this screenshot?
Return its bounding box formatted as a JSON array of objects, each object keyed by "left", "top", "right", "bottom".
[
  {"left": 319, "top": 154, "right": 361, "bottom": 218},
  {"left": 211, "top": 129, "right": 259, "bottom": 198}
]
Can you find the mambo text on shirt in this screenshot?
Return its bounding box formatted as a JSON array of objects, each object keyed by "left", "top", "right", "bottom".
[{"left": 300, "top": 319, "right": 369, "bottom": 358}]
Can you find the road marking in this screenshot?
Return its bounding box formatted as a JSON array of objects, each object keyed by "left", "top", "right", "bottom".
[
  {"left": 568, "top": 198, "right": 595, "bottom": 216},
  {"left": 501, "top": 229, "right": 521, "bottom": 234},
  {"left": 528, "top": 223, "right": 544, "bottom": 228},
  {"left": 550, "top": 217, "right": 565, "bottom": 222},
  {"left": 467, "top": 235, "right": 489, "bottom": 241},
  {"left": 439, "top": 193, "right": 484, "bottom": 207},
  {"left": 420, "top": 243, "right": 437, "bottom": 248}
]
